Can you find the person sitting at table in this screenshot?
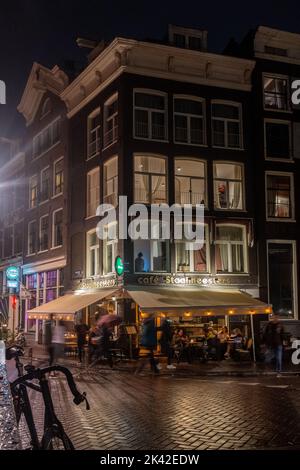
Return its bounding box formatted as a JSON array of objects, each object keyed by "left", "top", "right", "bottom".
[
  {"left": 174, "top": 329, "right": 192, "bottom": 364},
  {"left": 217, "top": 326, "right": 229, "bottom": 360},
  {"left": 224, "top": 328, "right": 244, "bottom": 359}
]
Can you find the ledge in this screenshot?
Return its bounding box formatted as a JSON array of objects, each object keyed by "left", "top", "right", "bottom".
[{"left": 0, "top": 364, "right": 21, "bottom": 450}]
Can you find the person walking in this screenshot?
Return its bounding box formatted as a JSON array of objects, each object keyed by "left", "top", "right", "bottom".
[
  {"left": 135, "top": 314, "right": 160, "bottom": 374},
  {"left": 160, "top": 317, "right": 176, "bottom": 370},
  {"left": 263, "top": 314, "right": 285, "bottom": 375},
  {"left": 75, "top": 321, "right": 89, "bottom": 363},
  {"left": 50, "top": 320, "right": 66, "bottom": 366}
]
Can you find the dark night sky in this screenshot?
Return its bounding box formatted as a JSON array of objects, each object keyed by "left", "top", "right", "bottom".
[{"left": 0, "top": 0, "right": 300, "bottom": 140}]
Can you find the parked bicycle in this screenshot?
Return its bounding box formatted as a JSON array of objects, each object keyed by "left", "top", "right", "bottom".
[{"left": 6, "top": 345, "right": 90, "bottom": 450}]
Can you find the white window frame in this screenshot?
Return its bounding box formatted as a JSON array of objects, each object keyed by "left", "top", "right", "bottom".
[
  {"left": 134, "top": 153, "right": 168, "bottom": 205},
  {"left": 27, "top": 220, "right": 37, "bottom": 255},
  {"left": 32, "top": 116, "right": 61, "bottom": 159},
  {"left": 103, "top": 93, "right": 118, "bottom": 149},
  {"left": 265, "top": 171, "right": 295, "bottom": 222},
  {"left": 39, "top": 214, "right": 49, "bottom": 253},
  {"left": 215, "top": 223, "right": 248, "bottom": 274},
  {"left": 175, "top": 223, "right": 210, "bottom": 273},
  {"left": 211, "top": 100, "right": 243, "bottom": 150},
  {"left": 213, "top": 161, "right": 245, "bottom": 211},
  {"left": 53, "top": 157, "right": 64, "bottom": 198},
  {"left": 87, "top": 107, "right": 101, "bottom": 159},
  {"left": 174, "top": 157, "right": 207, "bottom": 207},
  {"left": 40, "top": 166, "right": 51, "bottom": 203},
  {"left": 52, "top": 208, "right": 63, "bottom": 249},
  {"left": 103, "top": 222, "right": 118, "bottom": 275},
  {"left": 264, "top": 119, "right": 292, "bottom": 162},
  {"left": 133, "top": 89, "right": 168, "bottom": 142},
  {"left": 86, "top": 229, "right": 100, "bottom": 277},
  {"left": 262, "top": 73, "right": 291, "bottom": 113},
  {"left": 29, "top": 175, "right": 38, "bottom": 209},
  {"left": 173, "top": 95, "right": 206, "bottom": 146},
  {"left": 40, "top": 98, "right": 52, "bottom": 120},
  {"left": 266, "top": 240, "right": 298, "bottom": 320},
  {"left": 133, "top": 220, "right": 170, "bottom": 273},
  {"left": 104, "top": 155, "right": 118, "bottom": 206},
  {"left": 86, "top": 167, "right": 100, "bottom": 218}
]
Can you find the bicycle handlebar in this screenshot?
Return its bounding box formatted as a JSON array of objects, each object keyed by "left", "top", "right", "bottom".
[{"left": 11, "top": 364, "right": 90, "bottom": 410}]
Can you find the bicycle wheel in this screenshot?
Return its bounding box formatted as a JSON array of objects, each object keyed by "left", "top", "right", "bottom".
[{"left": 41, "top": 428, "right": 75, "bottom": 450}]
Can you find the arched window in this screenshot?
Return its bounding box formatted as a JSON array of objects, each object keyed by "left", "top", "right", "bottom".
[{"left": 41, "top": 98, "right": 52, "bottom": 119}]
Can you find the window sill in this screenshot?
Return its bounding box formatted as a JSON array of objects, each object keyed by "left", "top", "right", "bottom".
[
  {"left": 133, "top": 136, "right": 169, "bottom": 144},
  {"left": 216, "top": 272, "right": 249, "bottom": 276},
  {"left": 85, "top": 215, "right": 99, "bottom": 220},
  {"left": 51, "top": 193, "right": 63, "bottom": 200},
  {"left": 103, "top": 140, "right": 118, "bottom": 151},
  {"left": 37, "top": 250, "right": 49, "bottom": 254},
  {"left": 265, "top": 157, "right": 294, "bottom": 163},
  {"left": 39, "top": 199, "right": 50, "bottom": 206},
  {"left": 86, "top": 152, "right": 100, "bottom": 161},
  {"left": 174, "top": 140, "right": 208, "bottom": 148},
  {"left": 213, "top": 207, "right": 247, "bottom": 212},
  {"left": 50, "top": 245, "right": 63, "bottom": 250},
  {"left": 32, "top": 140, "right": 61, "bottom": 161},
  {"left": 263, "top": 107, "right": 292, "bottom": 114},
  {"left": 266, "top": 218, "right": 296, "bottom": 223},
  {"left": 211, "top": 145, "right": 244, "bottom": 151}
]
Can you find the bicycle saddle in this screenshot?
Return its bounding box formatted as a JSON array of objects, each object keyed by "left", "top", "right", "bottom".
[{"left": 6, "top": 345, "right": 24, "bottom": 360}]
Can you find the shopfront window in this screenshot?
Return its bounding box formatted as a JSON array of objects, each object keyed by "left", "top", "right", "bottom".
[
  {"left": 175, "top": 159, "right": 205, "bottom": 206},
  {"left": 268, "top": 242, "right": 296, "bottom": 318},
  {"left": 176, "top": 225, "right": 209, "bottom": 273},
  {"left": 215, "top": 225, "right": 247, "bottom": 273},
  {"left": 134, "top": 155, "right": 167, "bottom": 204},
  {"left": 213, "top": 162, "right": 244, "bottom": 210},
  {"left": 134, "top": 220, "right": 169, "bottom": 272}
]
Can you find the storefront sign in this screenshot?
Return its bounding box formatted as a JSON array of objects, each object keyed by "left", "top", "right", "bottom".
[
  {"left": 79, "top": 276, "right": 121, "bottom": 290},
  {"left": 7, "top": 280, "right": 18, "bottom": 289},
  {"left": 114, "top": 256, "right": 124, "bottom": 277},
  {"left": 6, "top": 266, "right": 19, "bottom": 281},
  {"left": 135, "top": 274, "right": 257, "bottom": 287}
]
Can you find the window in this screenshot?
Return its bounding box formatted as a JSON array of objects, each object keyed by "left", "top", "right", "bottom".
[
  {"left": 176, "top": 225, "right": 209, "bottom": 273},
  {"left": 87, "top": 168, "right": 100, "bottom": 217},
  {"left": 263, "top": 75, "right": 288, "bottom": 111},
  {"left": 212, "top": 102, "right": 242, "bottom": 149},
  {"left": 52, "top": 209, "right": 63, "bottom": 247},
  {"left": 39, "top": 215, "right": 49, "bottom": 252},
  {"left": 86, "top": 230, "right": 99, "bottom": 277},
  {"left": 87, "top": 108, "right": 101, "bottom": 158},
  {"left": 53, "top": 158, "right": 64, "bottom": 196},
  {"left": 169, "top": 25, "right": 206, "bottom": 51},
  {"left": 134, "top": 155, "right": 167, "bottom": 204},
  {"left": 14, "top": 222, "right": 22, "bottom": 255},
  {"left": 215, "top": 225, "right": 247, "bottom": 273},
  {"left": 175, "top": 159, "right": 206, "bottom": 206},
  {"left": 29, "top": 175, "right": 38, "bottom": 209},
  {"left": 40, "top": 167, "right": 51, "bottom": 202},
  {"left": 213, "top": 163, "right": 244, "bottom": 210},
  {"left": 103, "top": 222, "right": 118, "bottom": 274},
  {"left": 134, "top": 220, "right": 169, "bottom": 272},
  {"left": 265, "top": 120, "right": 291, "bottom": 160},
  {"left": 14, "top": 182, "right": 23, "bottom": 210},
  {"left": 104, "top": 156, "right": 118, "bottom": 206},
  {"left": 28, "top": 220, "right": 37, "bottom": 255},
  {"left": 174, "top": 96, "right": 205, "bottom": 145},
  {"left": 33, "top": 118, "right": 60, "bottom": 159},
  {"left": 104, "top": 94, "right": 118, "bottom": 147},
  {"left": 134, "top": 90, "right": 167, "bottom": 141},
  {"left": 40, "top": 98, "right": 52, "bottom": 119},
  {"left": 266, "top": 173, "right": 294, "bottom": 219},
  {"left": 4, "top": 226, "right": 13, "bottom": 258},
  {"left": 268, "top": 242, "right": 296, "bottom": 318}
]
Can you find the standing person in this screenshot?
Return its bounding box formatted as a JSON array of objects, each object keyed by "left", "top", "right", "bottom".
[
  {"left": 263, "top": 314, "right": 285, "bottom": 375},
  {"left": 135, "top": 314, "right": 160, "bottom": 374},
  {"left": 160, "top": 317, "right": 176, "bottom": 370},
  {"left": 50, "top": 321, "right": 66, "bottom": 366},
  {"left": 217, "top": 326, "right": 229, "bottom": 361},
  {"left": 75, "top": 321, "right": 89, "bottom": 363}
]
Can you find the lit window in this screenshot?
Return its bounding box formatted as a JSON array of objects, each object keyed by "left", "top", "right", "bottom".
[
  {"left": 134, "top": 90, "right": 167, "bottom": 141},
  {"left": 133, "top": 220, "right": 169, "bottom": 273},
  {"left": 104, "top": 94, "right": 118, "bottom": 147},
  {"left": 212, "top": 102, "right": 242, "bottom": 149},
  {"left": 134, "top": 155, "right": 167, "bottom": 204},
  {"left": 266, "top": 173, "right": 293, "bottom": 219},
  {"left": 215, "top": 225, "right": 247, "bottom": 273},
  {"left": 52, "top": 209, "right": 63, "bottom": 247},
  {"left": 176, "top": 225, "right": 209, "bottom": 273},
  {"left": 263, "top": 75, "right": 288, "bottom": 110},
  {"left": 87, "top": 108, "right": 101, "bottom": 158},
  {"left": 29, "top": 175, "right": 38, "bottom": 209},
  {"left": 175, "top": 159, "right": 206, "bottom": 206},
  {"left": 103, "top": 222, "right": 118, "bottom": 274},
  {"left": 87, "top": 168, "right": 100, "bottom": 217},
  {"left": 86, "top": 230, "right": 99, "bottom": 277},
  {"left": 104, "top": 156, "right": 118, "bottom": 206},
  {"left": 54, "top": 158, "right": 64, "bottom": 196},
  {"left": 213, "top": 163, "right": 244, "bottom": 210}
]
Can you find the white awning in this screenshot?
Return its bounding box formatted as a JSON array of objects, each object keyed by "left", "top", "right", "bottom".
[{"left": 27, "top": 289, "right": 118, "bottom": 318}]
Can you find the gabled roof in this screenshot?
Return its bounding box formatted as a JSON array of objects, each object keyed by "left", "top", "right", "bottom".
[{"left": 18, "top": 63, "right": 69, "bottom": 126}]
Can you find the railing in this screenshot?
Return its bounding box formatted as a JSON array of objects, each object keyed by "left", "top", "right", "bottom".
[
  {"left": 88, "top": 127, "right": 101, "bottom": 157},
  {"left": 104, "top": 193, "right": 118, "bottom": 207},
  {"left": 175, "top": 191, "right": 204, "bottom": 205},
  {"left": 175, "top": 127, "right": 203, "bottom": 144},
  {"left": 103, "top": 125, "right": 118, "bottom": 147},
  {"left": 135, "top": 121, "right": 166, "bottom": 140}
]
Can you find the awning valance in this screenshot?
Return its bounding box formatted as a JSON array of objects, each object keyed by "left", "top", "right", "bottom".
[
  {"left": 127, "top": 287, "right": 271, "bottom": 315},
  {"left": 27, "top": 289, "right": 118, "bottom": 318}
]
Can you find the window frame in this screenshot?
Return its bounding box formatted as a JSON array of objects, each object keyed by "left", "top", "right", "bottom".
[
  {"left": 86, "top": 229, "right": 100, "bottom": 277},
  {"left": 39, "top": 214, "right": 49, "bottom": 253},
  {"left": 103, "top": 93, "right": 118, "bottom": 149},
  {"left": 133, "top": 220, "right": 170, "bottom": 273},
  {"left": 32, "top": 116, "right": 61, "bottom": 159},
  {"left": 29, "top": 174, "right": 38, "bottom": 209},
  {"left": 53, "top": 157, "right": 64, "bottom": 198},
  {"left": 215, "top": 223, "right": 248, "bottom": 274},
  {"left": 265, "top": 171, "right": 295, "bottom": 222},
  {"left": 40, "top": 166, "right": 51, "bottom": 203},
  {"left": 103, "top": 155, "right": 118, "bottom": 207},
  {"left": 262, "top": 73, "right": 291, "bottom": 113},
  {"left": 173, "top": 95, "right": 207, "bottom": 147},
  {"left": 264, "top": 118, "right": 293, "bottom": 162},
  {"left": 52, "top": 208, "right": 63, "bottom": 249},
  {"left": 134, "top": 153, "right": 168, "bottom": 205},
  {"left": 87, "top": 107, "right": 101, "bottom": 159},
  {"left": 213, "top": 161, "right": 245, "bottom": 211},
  {"left": 27, "top": 220, "right": 37, "bottom": 255},
  {"left": 211, "top": 100, "right": 243, "bottom": 150},
  {"left": 175, "top": 223, "right": 210, "bottom": 273},
  {"left": 103, "top": 221, "right": 118, "bottom": 275},
  {"left": 86, "top": 167, "right": 100, "bottom": 219},
  {"left": 174, "top": 157, "right": 207, "bottom": 208},
  {"left": 133, "top": 89, "right": 168, "bottom": 142}
]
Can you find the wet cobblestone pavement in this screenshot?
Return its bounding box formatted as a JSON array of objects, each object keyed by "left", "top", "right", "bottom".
[{"left": 19, "top": 366, "right": 300, "bottom": 450}]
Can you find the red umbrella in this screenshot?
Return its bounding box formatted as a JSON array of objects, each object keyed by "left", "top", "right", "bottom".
[{"left": 97, "top": 314, "right": 122, "bottom": 328}]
